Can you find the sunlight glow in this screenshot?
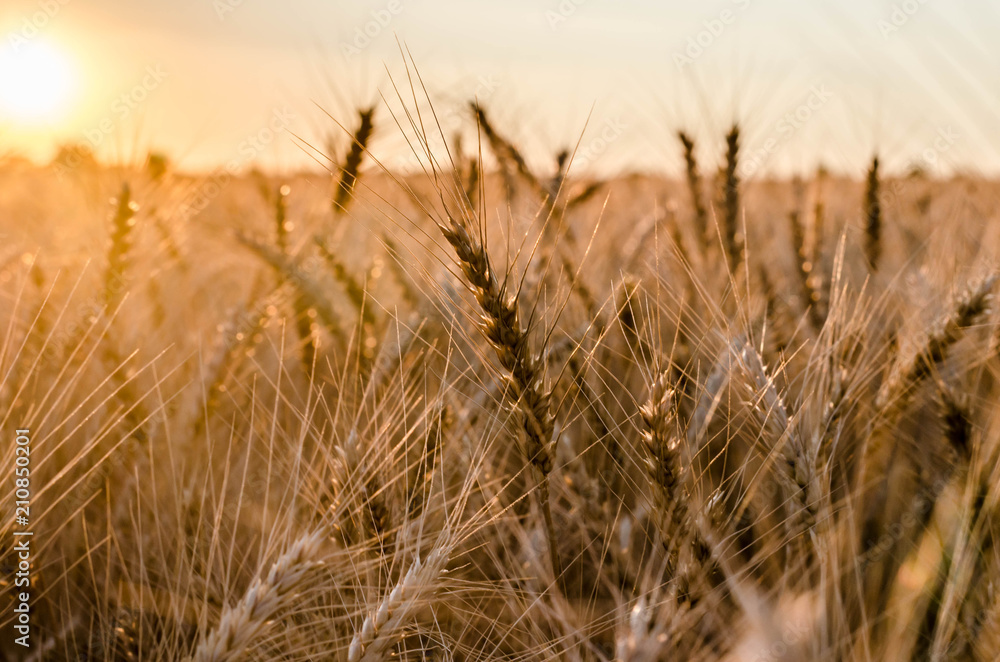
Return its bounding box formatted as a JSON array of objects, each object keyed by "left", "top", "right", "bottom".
[{"left": 0, "top": 39, "right": 78, "bottom": 125}]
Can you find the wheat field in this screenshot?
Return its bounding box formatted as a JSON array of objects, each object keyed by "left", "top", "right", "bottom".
[{"left": 2, "top": 67, "right": 1000, "bottom": 661}]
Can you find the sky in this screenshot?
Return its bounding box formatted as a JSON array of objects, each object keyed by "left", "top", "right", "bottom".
[{"left": 0, "top": 0, "right": 998, "bottom": 178}]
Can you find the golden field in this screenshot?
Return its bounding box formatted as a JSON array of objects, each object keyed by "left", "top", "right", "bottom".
[{"left": 1, "top": 93, "right": 1000, "bottom": 661}]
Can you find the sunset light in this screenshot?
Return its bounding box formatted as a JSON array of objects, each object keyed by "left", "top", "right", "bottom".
[{"left": 0, "top": 38, "right": 77, "bottom": 125}]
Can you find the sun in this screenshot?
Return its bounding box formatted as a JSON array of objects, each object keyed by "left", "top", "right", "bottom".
[{"left": 0, "top": 39, "right": 78, "bottom": 125}]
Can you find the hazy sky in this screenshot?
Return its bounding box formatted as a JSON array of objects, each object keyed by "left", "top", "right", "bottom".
[{"left": 1, "top": 0, "right": 998, "bottom": 177}]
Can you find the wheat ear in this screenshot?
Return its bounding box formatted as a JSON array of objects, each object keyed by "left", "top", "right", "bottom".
[
  {"left": 269, "top": 185, "right": 318, "bottom": 373},
  {"left": 315, "top": 237, "right": 378, "bottom": 368},
  {"left": 720, "top": 124, "right": 741, "bottom": 273},
  {"left": 938, "top": 385, "right": 973, "bottom": 462},
  {"left": 469, "top": 101, "right": 543, "bottom": 195},
  {"left": 104, "top": 182, "right": 137, "bottom": 308},
  {"left": 437, "top": 214, "right": 563, "bottom": 582},
  {"left": 639, "top": 371, "right": 687, "bottom": 555},
  {"left": 236, "top": 233, "right": 346, "bottom": 375},
  {"left": 810, "top": 176, "right": 829, "bottom": 319},
  {"left": 864, "top": 155, "right": 881, "bottom": 269},
  {"left": 565, "top": 180, "right": 603, "bottom": 211},
  {"left": 188, "top": 530, "right": 324, "bottom": 662},
  {"left": 235, "top": 233, "right": 343, "bottom": 340},
  {"left": 877, "top": 274, "right": 997, "bottom": 412},
  {"left": 733, "top": 339, "right": 818, "bottom": 543},
  {"left": 788, "top": 209, "right": 824, "bottom": 331},
  {"left": 640, "top": 369, "right": 725, "bottom": 608},
  {"left": 347, "top": 545, "right": 450, "bottom": 662},
  {"left": 678, "top": 131, "right": 708, "bottom": 242},
  {"left": 334, "top": 105, "right": 375, "bottom": 214},
  {"left": 273, "top": 183, "right": 290, "bottom": 253},
  {"left": 315, "top": 238, "right": 369, "bottom": 318}
]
